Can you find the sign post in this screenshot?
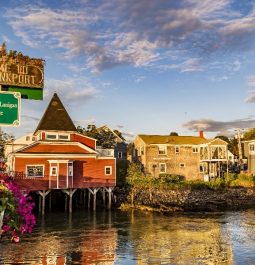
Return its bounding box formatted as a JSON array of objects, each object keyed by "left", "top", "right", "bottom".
[{"left": 0, "top": 91, "right": 21, "bottom": 126}]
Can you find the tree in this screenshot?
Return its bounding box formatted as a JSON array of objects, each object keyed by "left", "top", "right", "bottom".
[
  {"left": 215, "top": 135, "right": 230, "bottom": 143},
  {"left": 243, "top": 128, "right": 255, "bottom": 140},
  {"left": 77, "top": 125, "right": 117, "bottom": 148},
  {"left": 169, "top": 132, "right": 178, "bottom": 136},
  {"left": 0, "top": 131, "right": 14, "bottom": 158},
  {"left": 113, "top": 129, "right": 125, "bottom": 141}
]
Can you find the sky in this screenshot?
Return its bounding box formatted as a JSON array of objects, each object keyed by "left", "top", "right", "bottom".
[{"left": 1, "top": 0, "right": 255, "bottom": 141}]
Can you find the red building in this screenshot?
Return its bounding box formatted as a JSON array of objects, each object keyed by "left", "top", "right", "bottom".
[{"left": 7, "top": 93, "right": 116, "bottom": 213}]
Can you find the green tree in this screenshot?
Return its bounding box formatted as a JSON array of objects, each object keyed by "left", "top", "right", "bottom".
[
  {"left": 77, "top": 125, "right": 117, "bottom": 148},
  {"left": 243, "top": 128, "right": 255, "bottom": 140},
  {"left": 169, "top": 132, "right": 178, "bottom": 136},
  {"left": 215, "top": 135, "right": 230, "bottom": 143}
]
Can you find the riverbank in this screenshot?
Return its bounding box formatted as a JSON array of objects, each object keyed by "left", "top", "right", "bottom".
[{"left": 115, "top": 187, "right": 255, "bottom": 212}]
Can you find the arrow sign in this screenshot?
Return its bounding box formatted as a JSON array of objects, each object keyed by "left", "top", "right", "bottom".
[{"left": 0, "top": 91, "right": 21, "bottom": 126}]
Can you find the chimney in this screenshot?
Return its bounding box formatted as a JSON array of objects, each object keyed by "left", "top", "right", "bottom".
[{"left": 199, "top": 131, "right": 204, "bottom": 138}]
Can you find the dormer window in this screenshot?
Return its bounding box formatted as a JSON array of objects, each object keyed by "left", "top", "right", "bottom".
[
  {"left": 46, "top": 133, "right": 57, "bottom": 140},
  {"left": 45, "top": 133, "right": 69, "bottom": 141},
  {"left": 59, "top": 134, "right": 69, "bottom": 140}
]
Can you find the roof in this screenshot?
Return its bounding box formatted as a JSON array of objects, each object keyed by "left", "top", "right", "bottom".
[
  {"left": 15, "top": 142, "right": 96, "bottom": 154},
  {"left": 34, "top": 93, "right": 77, "bottom": 134},
  {"left": 137, "top": 134, "right": 209, "bottom": 145}
]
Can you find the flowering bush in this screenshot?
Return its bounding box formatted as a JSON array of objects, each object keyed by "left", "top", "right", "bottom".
[{"left": 0, "top": 176, "right": 36, "bottom": 242}]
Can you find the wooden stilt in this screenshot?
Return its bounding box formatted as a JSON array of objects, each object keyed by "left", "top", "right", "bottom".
[
  {"left": 104, "top": 187, "right": 114, "bottom": 210},
  {"left": 65, "top": 195, "right": 68, "bottom": 213},
  {"left": 38, "top": 195, "right": 42, "bottom": 213},
  {"left": 62, "top": 189, "right": 77, "bottom": 214},
  {"left": 37, "top": 190, "right": 51, "bottom": 216},
  {"left": 49, "top": 193, "right": 52, "bottom": 212},
  {"left": 88, "top": 190, "right": 91, "bottom": 209},
  {"left": 83, "top": 189, "right": 86, "bottom": 208},
  {"left": 88, "top": 188, "right": 99, "bottom": 211},
  {"left": 102, "top": 188, "right": 106, "bottom": 206}
]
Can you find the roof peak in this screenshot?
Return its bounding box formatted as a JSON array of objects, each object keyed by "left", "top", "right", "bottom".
[{"left": 34, "top": 93, "right": 77, "bottom": 134}]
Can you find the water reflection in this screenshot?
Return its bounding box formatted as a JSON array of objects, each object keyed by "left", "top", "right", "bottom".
[{"left": 1, "top": 210, "right": 255, "bottom": 264}]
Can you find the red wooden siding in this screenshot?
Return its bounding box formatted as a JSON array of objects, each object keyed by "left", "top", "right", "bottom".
[
  {"left": 13, "top": 157, "right": 115, "bottom": 191},
  {"left": 71, "top": 133, "right": 96, "bottom": 150}
]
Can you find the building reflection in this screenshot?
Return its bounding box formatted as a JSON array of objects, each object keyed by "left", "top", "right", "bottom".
[{"left": 129, "top": 212, "right": 234, "bottom": 265}]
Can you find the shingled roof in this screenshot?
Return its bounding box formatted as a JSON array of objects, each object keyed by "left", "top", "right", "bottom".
[
  {"left": 34, "top": 93, "right": 77, "bottom": 133},
  {"left": 138, "top": 134, "right": 209, "bottom": 145}
]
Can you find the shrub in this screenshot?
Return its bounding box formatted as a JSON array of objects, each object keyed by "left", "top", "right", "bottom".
[
  {"left": 159, "top": 174, "right": 181, "bottom": 184},
  {"left": 0, "top": 176, "right": 36, "bottom": 242}
]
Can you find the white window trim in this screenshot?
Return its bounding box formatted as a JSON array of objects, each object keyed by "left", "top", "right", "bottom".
[
  {"left": 26, "top": 164, "right": 44, "bottom": 178},
  {"left": 50, "top": 166, "right": 58, "bottom": 176},
  {"left": 192, "top": 146, "right": 198, "bottom": 153},
  {"left": 105, "top": 166, "right": 112, "bottom": 175},
  {"left": 58, "top": 134, "right": 70, "bottom": 140},
  {"left": 159, "top": 163, "right": 166, "bottom": 173},
  {"left": 45, "top": 133, "right": 57, "bottom": 140},
  {"left": 118, "top": 151, "right": 123, "bottom": 158},
  {"left": 158, "top": 145, "right": 167, "bottom": 155}
]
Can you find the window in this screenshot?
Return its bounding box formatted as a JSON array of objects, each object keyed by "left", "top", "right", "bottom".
[
  {"left": 46, "top": 134, "right": 57, "bottom": 140},
  {"left": 26, "top": 165, "right": 44, "bottom": 177},
  {"left": 250, "top": 144, "right": 255, "bottom": 152},
  {"left": 32, "top": 137, "right": 37, "bottom": 141},
  {"left": 26, "top": 136, "right": 30, "bottom": 141},
  {"left": 158, "top": 145, "right": 166, "bottom": 155},
  {"left": 105, "top": 166, "right": 112, "bottom": 175},
  {"left": 140, "top": 146, "right": 144, "bottom": 155},
  {"left": 50, "top": 166, "right": 57, "bottom": 176},
  {"left": 59, "top": 134, "right": 69, "bottom": 140},
  {"left": 192, "top": 146, "right": 198, "bottom": 153},
  {"left": 118, "top": 152, "right": 122, "bottom": 158},
  {"left": 175, "top": 146, "right": 180, "bottom": 154},
  {"left": 179, "top": 163, "right": 185, "bottom": 168},
  {"left": 68, "top": 163, "right": 73, "bottom": 177},
  {"left": 159, "top": 163, "right": 166, "bottom": 173}
]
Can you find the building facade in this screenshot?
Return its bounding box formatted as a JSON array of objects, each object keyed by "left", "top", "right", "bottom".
[{"left": 134, "top": 134, "right": 228, "bottom": 180}]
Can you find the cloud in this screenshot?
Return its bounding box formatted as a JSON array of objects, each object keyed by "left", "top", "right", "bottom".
[
  {"left": 3, "top": 0, "right": 255, "bottom": 72},
  {"left": 183, "top": 117, "right": 255, "bottom": 135},
  {"left": 45, "top": 77, "right": 100, "bottom": 104}
]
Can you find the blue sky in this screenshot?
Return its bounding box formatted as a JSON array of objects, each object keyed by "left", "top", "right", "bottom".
[{"left": 1, "top": 0, "right": 255, "bottom": 140}]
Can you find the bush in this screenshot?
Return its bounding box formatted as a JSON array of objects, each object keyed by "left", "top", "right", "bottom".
[{"left": 159, "top": 174, "right": 181, "bottom": 184}]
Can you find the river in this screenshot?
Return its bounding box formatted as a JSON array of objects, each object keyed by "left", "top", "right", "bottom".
[{"left": 1, "top": 209, "right": 255, "bottom": 264}]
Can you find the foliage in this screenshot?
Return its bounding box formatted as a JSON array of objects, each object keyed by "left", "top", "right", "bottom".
[
  {"left": 77, "top": 125, "right": 117, "bottom": 148},
  {"left": 116, "top": 160, "right": 129, "bottom": 187},
  {"left": 215, "top": 135, "right": 230, "bottom": 143},
  {"left": 158, "top": 174, "right": 181, "bottom": 184},
  {"left": 0, "top": 130, "right": 14, "bottom": 158},
  {"left": 0, "top": 176, "right": 36, "bottom": 242},
  {"left": 243, "top": 128, "right": 255, "bottom": 141},
  {"left": 169, "top": 132, "right": 178, "bottom": 136}
]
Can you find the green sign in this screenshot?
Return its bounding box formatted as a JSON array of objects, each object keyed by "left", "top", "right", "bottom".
[{"left": 0, "top": 92, "right": 21, "bottom": 126}]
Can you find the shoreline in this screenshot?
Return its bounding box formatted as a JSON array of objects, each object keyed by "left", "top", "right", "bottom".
[{"left": 114, "top": 187, "right": 255, "bottom": 213}]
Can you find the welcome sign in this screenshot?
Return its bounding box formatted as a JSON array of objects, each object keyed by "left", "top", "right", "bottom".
[
  {"left": 0, "top": 43, "right": 44, "bottom": 100},
  {"left": 0, "top": 91, "right": 21, "bottom": 126}
]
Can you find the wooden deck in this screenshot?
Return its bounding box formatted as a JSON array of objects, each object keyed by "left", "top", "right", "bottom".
[{"left": 1, "top": 171, "right": 115, "bottom": 191}]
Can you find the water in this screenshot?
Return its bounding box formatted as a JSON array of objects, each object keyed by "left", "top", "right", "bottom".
[{"left": 1, "top": 209, "right": 255, "bottom": 264}]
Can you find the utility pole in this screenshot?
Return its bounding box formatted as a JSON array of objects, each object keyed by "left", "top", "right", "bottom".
[{"left": 235, "top": 128, "right": 244, "bottom": 168}]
